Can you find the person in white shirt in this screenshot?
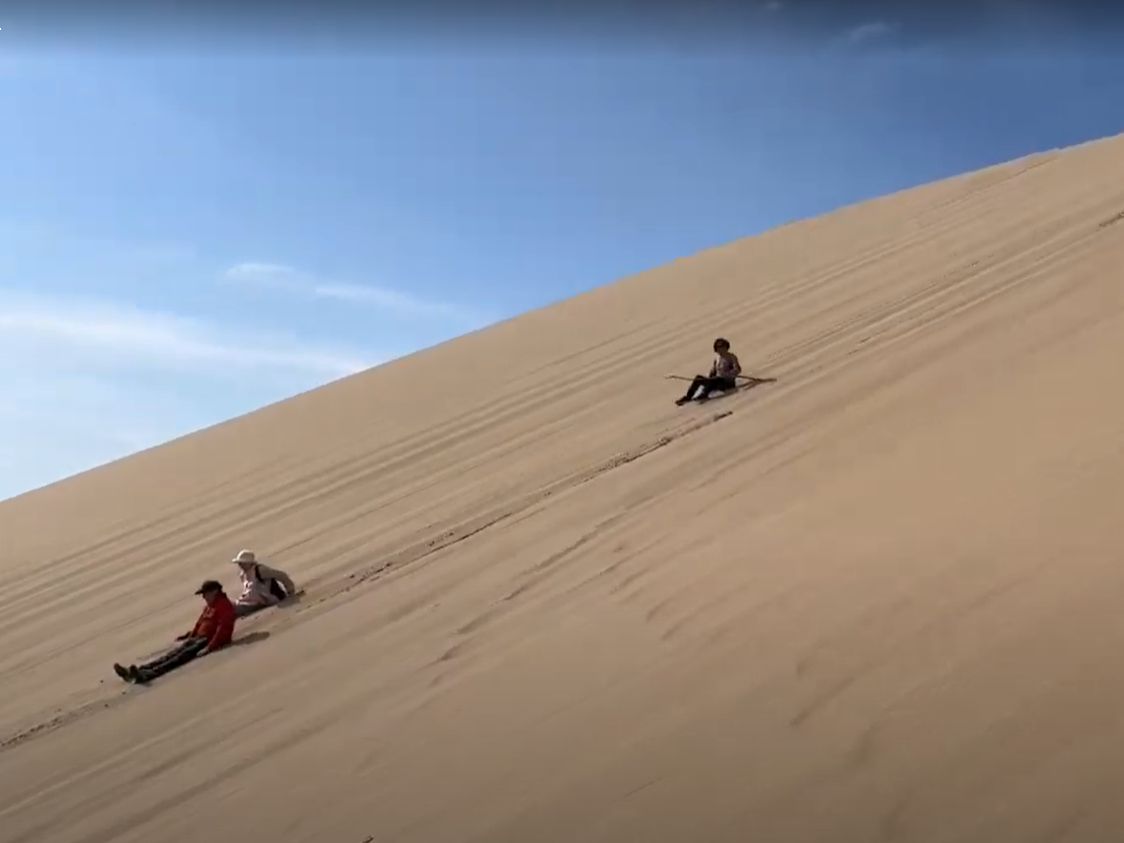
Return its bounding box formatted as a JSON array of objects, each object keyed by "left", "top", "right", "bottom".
[
  {"left": 675, "top": 337, "right": 743, "bottom": 406},
  {"left": 231, "top": 548, "right": 299, "bottom": 618}
]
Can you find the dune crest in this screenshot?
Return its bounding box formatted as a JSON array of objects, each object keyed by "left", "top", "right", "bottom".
[{"left": 3, "top": 133, "right": 1124, "bottom": 842}]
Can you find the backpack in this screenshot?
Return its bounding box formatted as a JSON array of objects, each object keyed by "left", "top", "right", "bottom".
[{"left": 253, "top": 564, "right": 289, "bottom": 601}]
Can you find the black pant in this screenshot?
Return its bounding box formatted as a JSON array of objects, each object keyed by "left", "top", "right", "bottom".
[
  {"left": 141, "top": 636, "right": 208, "bottom": 678},
  {"left": 682, "top": 375, "right": 736, "bottom": 400}
]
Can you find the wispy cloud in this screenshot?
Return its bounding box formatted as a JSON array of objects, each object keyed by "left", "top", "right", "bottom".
[
  {"left": 0, "top": 290, "right": 383, "bottom": 499},
  {"left": 224, "top": 261, "right": 299, "bottom": 282},
  {"left": 846, "top": 20, "right": 897, "bottom": 44},
  {"left": 223, "top": 261, "right": 489, "bottom": 325},
  {"left": 0, "top": 291, "right": 373, "bottom": 378},
  {"left": 763, "top": 1, "right": 784, "bottom": 12},
  {"left": 0, "top": 371, "right": 187, "bottom": 498}
]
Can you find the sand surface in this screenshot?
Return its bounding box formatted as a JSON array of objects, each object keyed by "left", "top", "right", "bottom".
[{"left": 3, "top": 133, "right": 1124, "bottom": 842}]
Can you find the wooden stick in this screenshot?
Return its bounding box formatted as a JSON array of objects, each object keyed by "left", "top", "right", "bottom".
[{"left": 665, "top": 374, "right": 765, "bottom": 382}]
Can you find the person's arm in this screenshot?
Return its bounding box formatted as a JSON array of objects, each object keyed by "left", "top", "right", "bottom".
[
  {"left": 708, "top": 358, "right": 717, "bottom": 378},
  {"left": 179, "top": 613, "right": 203, "bottom": 640},
  {"left": 730, "top": 353, "right": 742, "bottom": 377},
  {"left": 261, "top": 563, "right": 298, "bottom": 598}
]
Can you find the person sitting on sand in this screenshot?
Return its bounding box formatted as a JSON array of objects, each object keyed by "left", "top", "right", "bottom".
[
  {"left": 232, "top": 548, "right": 299, "bottom": 618},
  {"left": 675, "top": 337, "right": 742, "bottom": 405},
  {"left": 113, "top": 579, "right": 236, "bottom": 683}
]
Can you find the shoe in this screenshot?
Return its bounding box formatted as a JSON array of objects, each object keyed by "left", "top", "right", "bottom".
[
  {"left": 675, "top": 397, "right": 689, "bottom": 406},
  {"left": 113, "top": 663, "right": 133, "bottom": 683}
]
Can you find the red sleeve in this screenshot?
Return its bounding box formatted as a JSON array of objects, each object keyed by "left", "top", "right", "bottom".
[{"left": 207, "top": 601, "right": 236, "bottom": 650}]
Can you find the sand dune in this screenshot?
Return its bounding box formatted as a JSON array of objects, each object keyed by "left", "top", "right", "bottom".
[{"left": 3, "top": 132, "right": 1124, "bottom": 842}]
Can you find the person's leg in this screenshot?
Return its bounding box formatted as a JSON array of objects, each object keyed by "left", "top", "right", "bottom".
[
  {"left": 115, "top": 639, "right": 186, "bottom": 682},
  {"left": 142, "top": 641, "right": 188, "bottom": 671},
  {"left": 235, "top": 601, "right": 267, "bottom": 618},
  {"left": 696, "top": 377, "right": 737, "bottom": 401},
  {"left": 676, "top": 375, "right": 710, "bottom": 404},
  {"left": 137, "top": 637, "right": 208, "bottom": 680}
]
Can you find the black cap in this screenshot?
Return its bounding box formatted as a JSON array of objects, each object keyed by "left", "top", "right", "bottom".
[{"left": 194, "top": 579, "right": 224, "bottom": 595}]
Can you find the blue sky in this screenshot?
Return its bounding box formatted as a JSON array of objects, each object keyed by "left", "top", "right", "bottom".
[{"left": 2, "top": 4, "right": 1123, "bottom": 500}]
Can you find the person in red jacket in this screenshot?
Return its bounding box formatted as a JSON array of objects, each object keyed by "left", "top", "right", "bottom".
[{"left": 113, "top": 579, "right": 236, "bottom": 684}]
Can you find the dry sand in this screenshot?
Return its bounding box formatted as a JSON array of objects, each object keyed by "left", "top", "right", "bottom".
[{"left": 3, "top": 133, "right": 1124, "bottom": 842}]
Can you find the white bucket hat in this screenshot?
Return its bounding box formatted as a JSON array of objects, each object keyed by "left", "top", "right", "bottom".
[{"left": 232, "top": 548, "right": 256, "bottom": 564}]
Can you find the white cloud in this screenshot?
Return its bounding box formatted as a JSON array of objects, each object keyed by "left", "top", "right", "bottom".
[
  {"left": 0, "top": 373, "right": 176, "bottom": 494},
  {"left": 0, "top": 369, "right": 234, "bottom": 501},
  {"left": 0, "top": 291, "right": 372, "bottom": 378},
  {"left": 223, "top": 261, "right": 488, "bottom": 325},
  {"left": 846, "top": 20, "right": 896, "bottom": 43},
  {"left": 0, "top": 291, "right": 384, "bottom": 499},
  {"left": 223, "top": 261, "right": 299, "bottom": 282}
]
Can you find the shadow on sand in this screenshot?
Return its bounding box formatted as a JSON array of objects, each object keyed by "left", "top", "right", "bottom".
[
  {"left": 279, "top": 590, "right": 306, "bottom": 608},
  {"left": 229, "top": 630, "right": 271, "bottom": 648}
]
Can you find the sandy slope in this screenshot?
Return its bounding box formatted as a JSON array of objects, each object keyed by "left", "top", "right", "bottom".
[{"left": 3, "top": 133, "right": 1124, "bottom": 843}]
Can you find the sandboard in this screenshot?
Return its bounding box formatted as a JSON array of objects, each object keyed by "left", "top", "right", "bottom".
[{"left": 668, "top": 374, "right": 776, "bottom": 405}]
